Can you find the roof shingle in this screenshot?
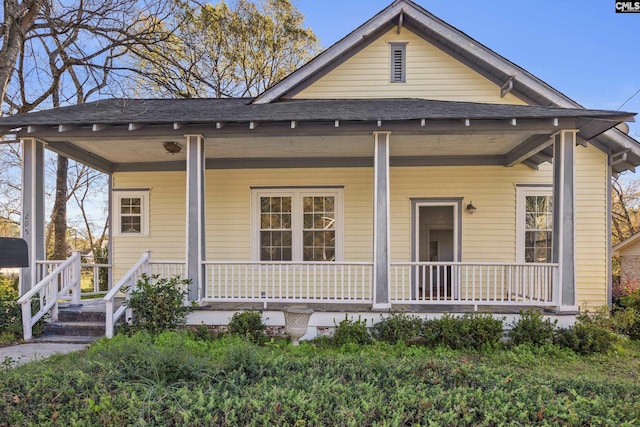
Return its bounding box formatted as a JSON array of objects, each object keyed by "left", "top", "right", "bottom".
[{"left": 0, "top": 98, "right": 632, "bottom": 127}]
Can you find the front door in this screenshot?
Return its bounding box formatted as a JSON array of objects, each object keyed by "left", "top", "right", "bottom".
[{"left": 414, "top": 202, "right": 459, "bottom": 299}]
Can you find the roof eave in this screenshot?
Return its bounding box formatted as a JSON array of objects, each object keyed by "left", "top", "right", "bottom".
[{"left": 613, "top": 232, "right": 640, "bottom": 255}]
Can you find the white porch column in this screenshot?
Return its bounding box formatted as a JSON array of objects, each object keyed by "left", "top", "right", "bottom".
[
  {"left": 20, "top": 138, "right": 45, "bottom": 295},
  {"left": 552, "top": 130, "right": 578, "bottom": 311},
  {"left": 185, "top": 134, "right": 206, "bottom": 301},
  {"left": 373, "top": 131, "right": 391, "bottom": 310},
  {"left": 107, "top": 173, "right": 114, "bottom": 290}
]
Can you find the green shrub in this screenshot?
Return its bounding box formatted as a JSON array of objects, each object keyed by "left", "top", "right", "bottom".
[
  {"left": 0, "top": 331, "right": 16, "bottom": 347},
  {"left": 620, "top": 286, "right": 640, "bottom": 311},
  {"left": 0, "top": 275, "right": 19, "bottom": 333},
  {"left": 420, "top": 313, "right": 504, "bottom": 350},
  {"left": 611, "top": 288, "right": 640, "bottom": 340},
  {"left": 371, "top": 312, "right": 422, "bottom": 344},
  {"left": 554, "top": 318, "right": 617, "bottom": 355},
  {"left": 333, "top": 315, "right": 371, "bottom": 346},
  {"left": 0, "top": 274, "right": 43, "bottom": 343},
  {"left": 228, "top": 310, "right": 266, "bottom": 344},
  {"left": 223, "top": 338, "right": 268, "bottom": 382},
  {"left": 123, "top": 274, "right": 192, "bottom": 335},
  {"left": 613, "top": 279, "right": 639, "bottom": 310},
  {"left": 461, "top": 313, "right": 504, "bottom": 349},
  {"left": 191, "top": 324, "right": 217, "bottom": 342},
  {"left": 508, "top": 309, "right": 556, "bottom": 346},
  {"left": 611, "top": 307, "right": 640, "bottom": 339}
]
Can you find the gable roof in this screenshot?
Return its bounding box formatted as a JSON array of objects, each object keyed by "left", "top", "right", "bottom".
[
  {"left": 614, "top": 233, "right": 640, "bottom": 256},
  {"left": 252, "top": 0, "right": 640, "bottom": 171},
  {"left": 254, "top": 0, "right": 582, "bottom": 106}
]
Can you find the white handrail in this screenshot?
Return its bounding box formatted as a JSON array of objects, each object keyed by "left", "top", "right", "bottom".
[
  {"left": 389, "top": 261, "right": 558, "bottom": 307},
  {"left": 18, "top": 252, "right": 82, "bottom": 340},
  {"left": 202, "top": 261, "right": 375, "bottom": 305},
  {"left": 390, "top": 261, "right": 558, "bottom": 267},
  {"left": 36, "top": 260, "right": 113, "bottom": 297},
  {"left": 81, "top": 263, "right": 112, "bottom": 295},
  {"left": 104, "top": 251, "right": 151, "bottom": 338}
]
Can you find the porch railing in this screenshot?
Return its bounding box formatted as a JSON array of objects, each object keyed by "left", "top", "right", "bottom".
[
  {"left": 390, "top": 262, "right": 558, "bottom": 307},
  {"left": 104, "top": 251, "right": 150, "bottom": 339},
  {"left": 18, "top": 252, "right": 82, "bottom": 340},
  {"left": 103, "top": 253, "right": 187, "bottom": 338},
  {"left": 36, "top": 260, "right": 112, "bottom": 297},
  {"left": 202, "top": 261, "right": 374, "bottom": 305},
  {"left": 148, "top": 261, "right": 187, "bottom": 280}
]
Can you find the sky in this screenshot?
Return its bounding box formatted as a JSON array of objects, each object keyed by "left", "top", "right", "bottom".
[{"left": 296, "top": 0, "right": 640, "bottom": 140}]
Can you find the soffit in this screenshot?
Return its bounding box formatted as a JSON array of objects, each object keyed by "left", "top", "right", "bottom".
[{"left": 36, "top": 131, "right": 544, "bottom": 166}]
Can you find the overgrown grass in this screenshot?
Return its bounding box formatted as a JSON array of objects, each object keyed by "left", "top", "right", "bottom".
[{"left": 2, "top": 331, "right": 640, "bottom": 426}]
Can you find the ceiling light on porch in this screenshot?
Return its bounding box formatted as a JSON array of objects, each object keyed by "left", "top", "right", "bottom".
[
  {"left": 163, "top": 141, "right": 182, "bottom": 154},
  {"left": 466, "top": 201, "right": 477, "bottom": 214}
]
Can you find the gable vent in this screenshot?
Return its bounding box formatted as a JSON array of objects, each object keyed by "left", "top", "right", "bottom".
[{"left": 390, "top": 42, "right": 407, "bottom": 83}]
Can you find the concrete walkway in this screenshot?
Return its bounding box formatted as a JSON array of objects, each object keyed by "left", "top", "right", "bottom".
[{"left": 0, "top": 342, "right": 89, "bottom": 368}]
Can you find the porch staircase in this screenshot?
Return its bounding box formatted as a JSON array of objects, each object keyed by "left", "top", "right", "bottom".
[{"left": 31, "top": 303, "right": 106, "bottom": 344}]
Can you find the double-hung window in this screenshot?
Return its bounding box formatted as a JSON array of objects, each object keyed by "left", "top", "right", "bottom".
[
  {"left": 253, "top": 188, "right": 343, "bottom": 262},
  {"left": 516, "top": 186, "right": 553, "bottom": 263},
  {"left": 113, "top": 190, "right": 150, "bottom": 236},
  {"left": 259, "top": 195, "right": 293, "bottom": 261}
]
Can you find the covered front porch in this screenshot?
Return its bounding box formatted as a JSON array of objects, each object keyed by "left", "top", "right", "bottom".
[{"left": 8, "top": 98, "right": 630, "bottom": 338}]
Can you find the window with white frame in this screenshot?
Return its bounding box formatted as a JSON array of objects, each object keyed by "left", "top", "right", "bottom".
[
  {"left": 516, "top": 186, "right": 553, "bottom": 263},
  {"left": 113, "top": 190, "right": 149, "bottom": 236},
  {"left": 253, "top": 188, "right": 343, "bottom": 262}
]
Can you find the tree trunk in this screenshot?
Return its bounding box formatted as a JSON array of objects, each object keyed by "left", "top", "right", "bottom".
[
  {"left": 0, "top": 0, "right": 43, "bottom": 105},
  {"left": 52, "top": 155, "right": 68, "bottom": 259}
]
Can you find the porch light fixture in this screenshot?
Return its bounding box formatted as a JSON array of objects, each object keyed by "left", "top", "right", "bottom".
[
  {"left": 163, "top": 141, "right": 182, "bottom": 154},
  {"left": 466, "top": 201, "right": 477, "bottom": 214}
]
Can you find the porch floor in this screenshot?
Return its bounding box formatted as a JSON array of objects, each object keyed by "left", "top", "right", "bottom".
[
  {"left": 59, "top": 298, "right": 124, "bottom": 311},
  {"left": 198, "top": 302, "right": 561, "bottom": 315},
  {"left": 64, "top": 299, "right": 561, "bottom": 315}
]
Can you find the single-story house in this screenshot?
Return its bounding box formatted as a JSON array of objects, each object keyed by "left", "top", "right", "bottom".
[{"left": 2, "top": 0, "right": 639, "bottom": 338}]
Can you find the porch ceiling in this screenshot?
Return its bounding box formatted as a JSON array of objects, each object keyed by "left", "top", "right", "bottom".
[
  {"left": 21, "top": 126, "right": 558, "bottom": 173},
  {"left": 37, "top": 132, "right": 535, "bottom": 165}
]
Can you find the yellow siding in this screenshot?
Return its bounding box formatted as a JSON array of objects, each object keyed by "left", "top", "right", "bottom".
[
  {"left": 205, "top": 168, "right": 374, "bottom": 262},
  {"left": 390, "top": 164, "right": 552, "bottom": 263},
  {"left": 112, "top": 145, "right": 609, "bottom": 308},
  {"left": 620, "top": 244, "right": 640, "bottom": 256},
  {"left": 575, "top": 145, "right": 608, "bottom": 308},
  {"left": 112, "top": 172, "right": 186, "bottom": 280},
  {"left": 112, "top": 168, "right": 374, "bottom": 280},
  {"left": 294, "top": 28, "right": 525, "bottom": 105}
]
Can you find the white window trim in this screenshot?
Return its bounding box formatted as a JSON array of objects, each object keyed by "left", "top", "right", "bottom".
[
  {"left": 113, "top": 190, "right": 150, "bottom": 236},
  {"left": 516, "top": 185, "right": 552, "bottom": 263},
  {"left": 251, "top": 188, "right": 344, "bottom": 262}
]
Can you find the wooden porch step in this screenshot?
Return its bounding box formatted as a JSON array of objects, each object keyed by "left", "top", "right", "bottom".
[
  {"left": 43, "top": 321, "right": 105, "bottom": 337},
  {"left": 58, "top": 308, "right": 106, "bottom": 323}
]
